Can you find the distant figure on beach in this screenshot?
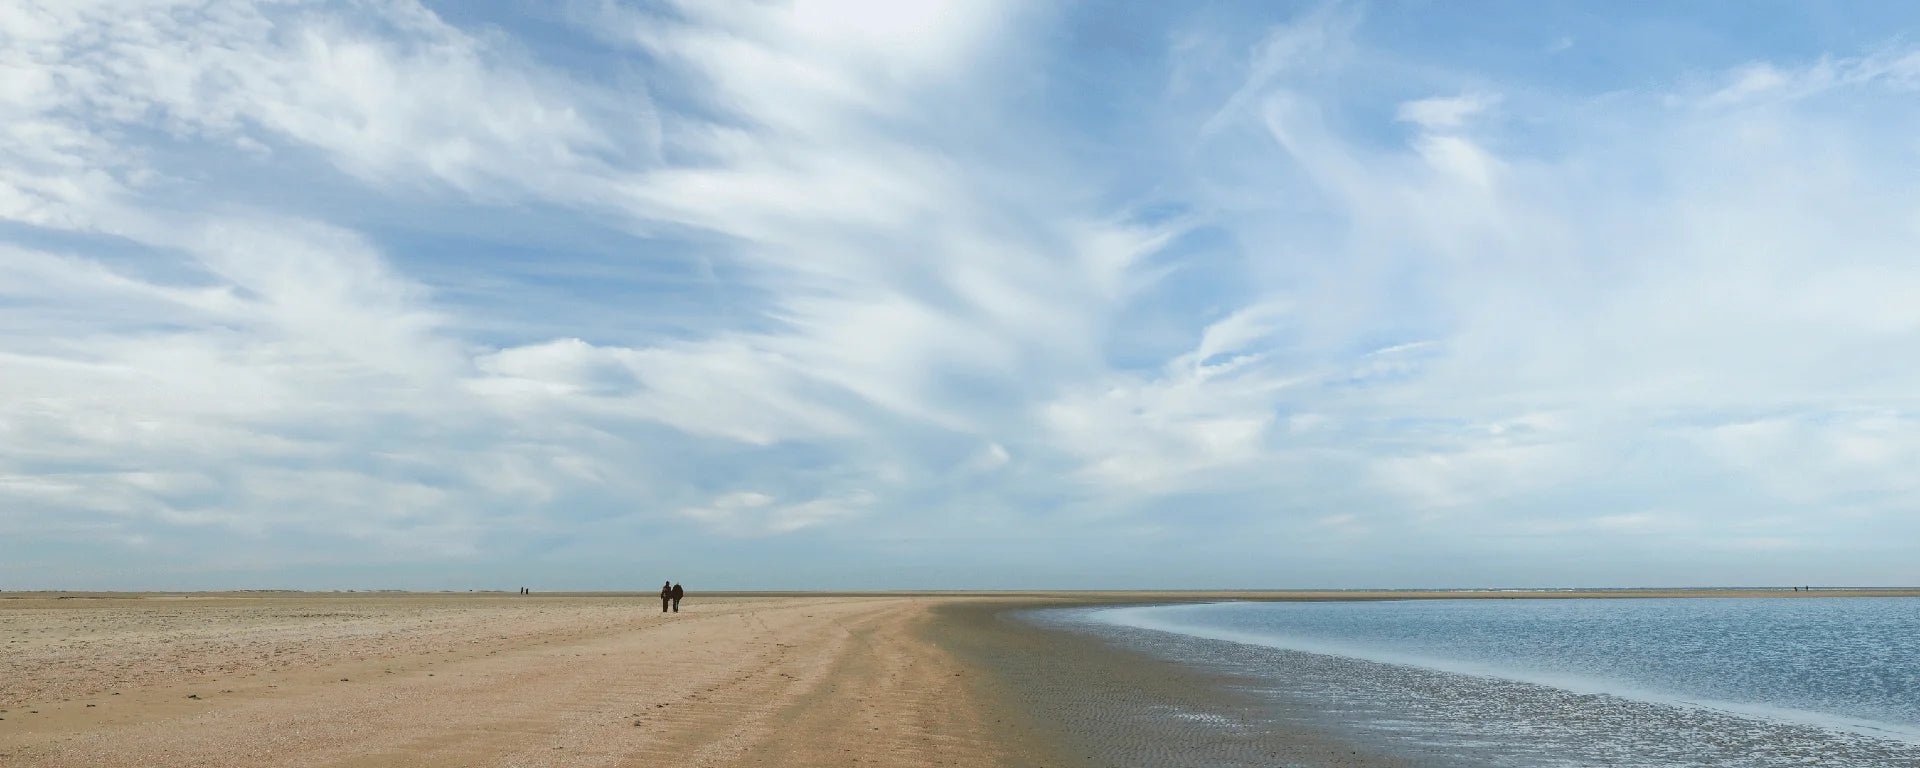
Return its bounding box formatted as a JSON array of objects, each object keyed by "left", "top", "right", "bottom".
[
  {"left": 660, "top": 581, "right": 673, "bottom": 613},
  {"left": 670, "top": 582, "right": 684, "bottom": 612}
]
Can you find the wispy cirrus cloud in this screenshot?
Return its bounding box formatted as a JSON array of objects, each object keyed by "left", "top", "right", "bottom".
[{"left": 4, "top": 1, "right": 1919, "bottom": 589}]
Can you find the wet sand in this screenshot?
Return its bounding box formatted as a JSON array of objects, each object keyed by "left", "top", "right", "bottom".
[
  {"left": 4, "top": 589, "right": 1913, "bottom": 766},
  {"left": 930, "top": 600, "right": 1415, "bottom": 767},
  {"left": 926, "top": 589, "right": 1920, "bottom": 768}
]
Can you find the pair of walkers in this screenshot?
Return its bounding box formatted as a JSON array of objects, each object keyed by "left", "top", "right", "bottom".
[{"left": 659, "top": 581, "right": 685, "bottom": 613}]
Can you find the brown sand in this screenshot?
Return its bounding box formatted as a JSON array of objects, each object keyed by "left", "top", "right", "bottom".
[{"left": 0, "top": 594, "right": 1009, "bottom": 767}]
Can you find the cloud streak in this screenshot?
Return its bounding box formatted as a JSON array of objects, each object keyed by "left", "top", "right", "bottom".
[{"left": 3, "top": 1, "right": 1918, "bottom": 588}]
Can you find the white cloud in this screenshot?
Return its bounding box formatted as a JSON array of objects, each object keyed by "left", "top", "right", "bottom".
[
  {"left": 1396, "top": 93, "right": 1499, "bottom": 130},
  {"left": 0, "top": 0, "right": 1134, "bottom": 571},
  {"left": 5, "top": 2, "right": 1920, "bottom": 586},
  {"left": 677, "top": 489, "right": 874, "bottom": 536},
  {"left": 964, "top": 442, "right": 1011, "bottom": 473},
  {"left": 1372, "top": 439, "right": 1582, "bottom": 512},
  {"left": 0, "top": 0, "right": 656, "bottom": 228},
  {"left": 1041, "top": 306, "right": 1306, "bottom": 496},
  {"left": 471, "top": 335, "right": 864, "bottom": 445}
]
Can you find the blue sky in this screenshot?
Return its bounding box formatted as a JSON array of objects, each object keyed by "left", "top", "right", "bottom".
[{"left": 4, "top": 1, "right": 1920, "bottom": 590}]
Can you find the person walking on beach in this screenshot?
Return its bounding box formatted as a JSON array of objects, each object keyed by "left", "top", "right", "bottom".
[
  {"left": 670, "top": 582, "right": 684, "bottom": 613},
  {"left": 660, "top": 581, "right": 672, "bottom": 613}
]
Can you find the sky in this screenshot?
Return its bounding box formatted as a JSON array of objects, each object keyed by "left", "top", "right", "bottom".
[{"left": 4, "top": 1, "right": 1920, "bottom": 590}]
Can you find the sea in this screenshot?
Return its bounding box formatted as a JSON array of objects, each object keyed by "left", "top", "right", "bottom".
[{"left": 1035, "top": 597, "right": 1920, "bottom": 767}]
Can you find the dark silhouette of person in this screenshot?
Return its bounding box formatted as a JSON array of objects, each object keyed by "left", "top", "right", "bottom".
[
  {"left": 670, "top": 582, "right": 684, "bottom": 612},
  {"left": 659, "top": 581, "right": 672, "bottom": 613}
]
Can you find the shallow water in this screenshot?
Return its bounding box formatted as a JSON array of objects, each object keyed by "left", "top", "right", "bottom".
[{"left": 1047, "top": 598, "right": 1920, "bottom": 767}]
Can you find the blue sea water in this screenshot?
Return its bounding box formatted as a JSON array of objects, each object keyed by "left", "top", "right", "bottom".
[{"left": 1050, "top": 598, "right": 1920, "bottom": 767}]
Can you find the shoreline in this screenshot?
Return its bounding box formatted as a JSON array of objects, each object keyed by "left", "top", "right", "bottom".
[
  {"left": 7, "top": 587, "right": 1917, "bottom": 600},
  {"left": 952, "top": 596, "right": 1920, "bottom": 768},
  {"left": 7, "top": 591, "right": 1918, "bottom": 766},
  {"left": 930, "top": 598, "right": 1417, "bottom": 767}
]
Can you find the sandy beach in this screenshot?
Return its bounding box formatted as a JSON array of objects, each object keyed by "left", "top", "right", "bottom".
[
  {"left": 0, "top": 593, "right": 1013, "bottom": 767},
  {"left": 14, "top": 2, "right": 1920, "bottom": 762},
  {"left": 6, "top": 589, "right": 1917, "bottom": 767}
]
